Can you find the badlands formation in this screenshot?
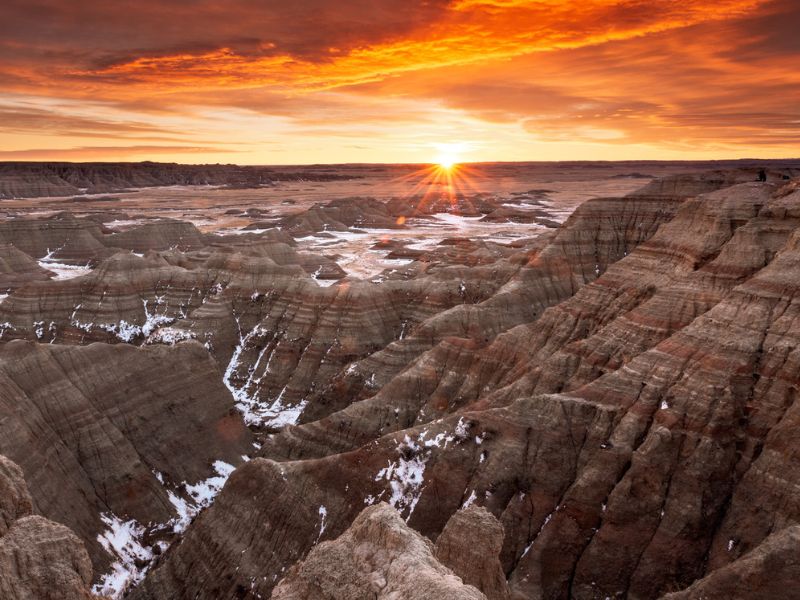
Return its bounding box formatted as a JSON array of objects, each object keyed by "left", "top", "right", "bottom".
[{"left": 0, "top": 161, "right": 799, "bottom": 599}]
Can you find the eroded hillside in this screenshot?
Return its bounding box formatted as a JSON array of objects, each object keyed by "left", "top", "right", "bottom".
[{"left": 1, "top": 165, "right": 799, "bottom": 599}]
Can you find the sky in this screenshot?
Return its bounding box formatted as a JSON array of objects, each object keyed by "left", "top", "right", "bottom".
[{"left": 1, "top": 0, "right": 798, "bottom": 164}]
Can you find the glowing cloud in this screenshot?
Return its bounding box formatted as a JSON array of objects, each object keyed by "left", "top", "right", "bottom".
[{"left": 0, "top": 0, "right": 797, "bottom": 162}]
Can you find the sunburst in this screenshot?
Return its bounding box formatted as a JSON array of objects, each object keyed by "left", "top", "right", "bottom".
[{"left": 389, "top": 153, "right": 484, "bottom": 220}]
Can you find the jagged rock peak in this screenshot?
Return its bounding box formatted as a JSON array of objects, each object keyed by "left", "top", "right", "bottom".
[
  {"left": 435, "top": 505, "right": 511, "bottom": 600},
  {"left": 271, "top": 502, "right": 487, "bottom": 600}
]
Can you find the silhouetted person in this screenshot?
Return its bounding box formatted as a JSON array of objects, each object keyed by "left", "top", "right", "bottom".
[{"left": 758, "top": 169, "right": 767, "bottom": 182}]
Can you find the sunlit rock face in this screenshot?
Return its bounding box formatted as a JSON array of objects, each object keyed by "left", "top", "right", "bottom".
[{"left": 3, "top": 164, "right": 800, "bottom": 599}]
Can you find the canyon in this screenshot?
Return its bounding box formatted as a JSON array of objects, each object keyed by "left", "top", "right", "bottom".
[{"left": 0, "top": 160, "right": 799, "bottom": 599}]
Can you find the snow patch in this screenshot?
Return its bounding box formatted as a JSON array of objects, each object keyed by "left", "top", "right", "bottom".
[
  {"left": 375, "top": 435, "right": 427, "bottom": 520},
  {"left": 371, "top": 420, "right": 475, "bottom": 520},
  {"left": 0, "top": 322, "right": 15, "bottom": 338},
  {"left": 104, "top": 219, "right": 146, "bottom": 230},
  {"left": 316, "top": 506, "right": 327, "bottom": 542},
  {"left": 99, "top": 320, "right": 141, "bottom": 342},
  {"left": 33, "top": 320, "right": 56, "bottom": 341},
  {"left": 462, "top": 489, "right": 478, "bottom": 508},
  {"left": 79, "top": 298, "right": 177, "bottom": 343},
  {"left": 146, "top": 326, "right": 195, "bottom": 345},
  {"left": 39, "top": 258, "right": 92, "bottom": 280},
  {"left": 522, "top": 541, "right": 533, "bottom": 557},
  {"left": 93, "top": 513, "right": 153, "bottom": 598},
  {"left": 186, "top": 461, "right": 235, "bottom": 507},
  {"left": 94, "top": 461, "right": 236, "bottom": 598},
  {"left": 223, "top": 321, "right": 308, "bottom": 427}
]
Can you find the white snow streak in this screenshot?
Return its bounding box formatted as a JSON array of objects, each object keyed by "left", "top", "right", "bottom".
[
  {"left": 374, "top": 435, "right": 427, "bottom": 519},
  {"left": 316, "top": 505, "right": 327, "bottom": 542},
  {"left": 38, "top": 248, "right": 92, "bottom": 280},
  {"left": 371, "top": 419, "right": 474, "bottom": 520},
  {"left": 93, "top": 514, "right": 153, "bottom": 598},
  {"left": 223, "top": 321, "right": 308, "bottom": 427},
  {"left": 94, "top": 461, "right": 235, "bottom": 599}
]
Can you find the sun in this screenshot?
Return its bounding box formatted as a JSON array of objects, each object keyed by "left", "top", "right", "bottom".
[
  {"left": 434, "top": 144, "right": 462, "bottom": 171},
  {"left": 437, "top": 155, "right": 457, "bottom": 170}
]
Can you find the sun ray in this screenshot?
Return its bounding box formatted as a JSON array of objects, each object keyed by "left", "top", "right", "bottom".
[{"left": 385, "top": 153, "right": 488, "bottom": 224}]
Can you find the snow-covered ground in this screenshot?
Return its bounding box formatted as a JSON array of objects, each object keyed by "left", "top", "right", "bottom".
[
  {"left": 38, "top": 258, "right": 93, "bottom": 280},
  {"left": 103, "top": 218, "right": 147, "bottom": 230},
  {"left": 428, "top": 212, "right": 484, "bottom": 227},
  {"left": 290, "top": 204, "right": 557, "bottom": 280},
  {"left": 94, "top": 513, "right": 154, "bottom": 598},
  {"left": 93, "top": 460, "right": 236, "bottom": 599},
  {"left": 216, "top": 227, "right": 273, "bottom": 236}
]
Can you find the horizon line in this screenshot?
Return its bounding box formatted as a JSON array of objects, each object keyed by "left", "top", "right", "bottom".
[{"left": 2, "top": 157, "right": 800, "bottom": 168}]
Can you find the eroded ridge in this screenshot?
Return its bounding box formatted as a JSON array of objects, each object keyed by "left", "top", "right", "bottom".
[{"left": 2, "top": 167, "right": 800, "bottom": 599}]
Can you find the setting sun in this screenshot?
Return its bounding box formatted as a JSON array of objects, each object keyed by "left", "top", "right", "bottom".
[
  {"left": 434, "top": 143, "right": 465, "bottom": 171},
  {"left": 437, "top": 156, "right": 456, "bottom": 170}
]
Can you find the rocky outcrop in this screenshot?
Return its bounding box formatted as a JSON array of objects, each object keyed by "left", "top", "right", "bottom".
[
  {"left": 627, "top": 168, "right": 794, "bottom": 199},
  {"left": 0, "top": 213, "right": 210, "bottom": 264},
  {"left": 0, "top": 517, "right": 97, "bottom": 600},
  {"left": 0, "top": 221, "right": 517, "bottom": 432},
  {"left": 0, "top": 212, "right": 111, "bottom": 263},
  {"left": 288, "top": 181, "right": 783, "bottom": 464},
  {"left": 502, "top": 184, "right": 800, "bottom": 598},
  {"left": 0, "top": 173, "right": 80, "bottom": 198},
  {"left": 434, "top": 506, "right": 510, "bottom": 600},
  {"left": 271, "top": 503, "right": 487, "bottom": 600},
  {"left": 0, "top": 455, "right": 97, "bottom": 600},
  {"left": 259, "top": 188, "right": 688, "bottom": 459},
  {"left": 128, "top": 400, "right": 576, "bottom": 599},
  {"left": 5, "top": 167, "right": 800, "bottom": 599},
  {"left": 0, "top": 455, "right": 33, "bottom": 536},
  {"left": 0, "top": 237, "right": 346, "bottom": 347},
  {"left": 275, "top": 197, "right": 402, "bottom": 235},
  {"left": 104, "top": 219, "right": 207, "bottom": 253}
]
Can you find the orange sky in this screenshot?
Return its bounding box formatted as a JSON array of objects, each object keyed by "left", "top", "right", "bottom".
[{"left": 1, "top": 0, "right": 797, "bottom": 164}]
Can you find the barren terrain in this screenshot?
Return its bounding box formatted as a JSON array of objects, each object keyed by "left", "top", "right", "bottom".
[{"left": 1, "top": 159, "right": 800, "bottom": 600}]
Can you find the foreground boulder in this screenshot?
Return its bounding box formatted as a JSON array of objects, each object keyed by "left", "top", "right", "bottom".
[
  {"left": 0, "top": 455, "right": 97, "bottom": 600},
  {"left": 435, "top": 505, "right": 510, "bottom": 600},
  {"left": 271, "top": 503, "right": 486, "bottom": 600}
]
